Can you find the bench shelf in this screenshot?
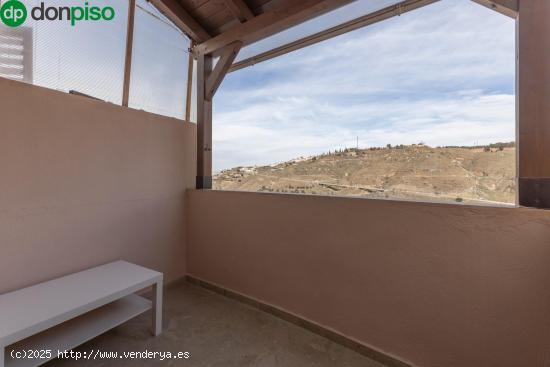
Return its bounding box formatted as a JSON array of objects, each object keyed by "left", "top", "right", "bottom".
[{"left": 6, "top": 294, "right": 151, "bottom": 367}]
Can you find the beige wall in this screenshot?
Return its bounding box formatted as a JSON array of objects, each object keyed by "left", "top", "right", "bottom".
[
  {"left": 187, "top": 190, "right": 550, "bottom": 367},
  {"left": 0, "top": 78, "right": 196, "bottom": 294}
]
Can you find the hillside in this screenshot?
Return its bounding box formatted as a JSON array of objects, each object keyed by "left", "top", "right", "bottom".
[{"left": 214, "top": 144, "right": 516, "bottom": 205}]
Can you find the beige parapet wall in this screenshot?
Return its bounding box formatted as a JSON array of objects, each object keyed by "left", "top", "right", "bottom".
[
  {"left": 187, "top": 190, "right": 550, "bottom": 367},
  {"left": 0, "top": 78, "right": 196, "bottom": 294}
]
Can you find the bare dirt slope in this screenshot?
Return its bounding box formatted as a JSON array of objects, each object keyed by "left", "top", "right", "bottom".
[{"left": 214, "top": 145, "right": 516, "bottom": 205}]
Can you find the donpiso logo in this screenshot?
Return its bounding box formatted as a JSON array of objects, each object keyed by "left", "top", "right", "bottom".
[
  {"left": 0, "top": 1, "right": 115, "bottom": 27},
  {"left": 0, "top": 0, "right": 27, "bottom": 27}
]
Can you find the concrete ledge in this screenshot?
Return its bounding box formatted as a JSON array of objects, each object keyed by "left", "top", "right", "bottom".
[{"left": 186, "top": 275, "right": 413, "bottom": 367}]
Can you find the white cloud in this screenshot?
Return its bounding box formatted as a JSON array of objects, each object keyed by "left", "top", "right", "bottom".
[{"left": 213, "top": 0, "right": 516, "bottom": 171}]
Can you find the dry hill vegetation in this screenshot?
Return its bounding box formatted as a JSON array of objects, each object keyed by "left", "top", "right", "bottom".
[{"left": 214, "top": 143, "right": 516, "bottom": 205}]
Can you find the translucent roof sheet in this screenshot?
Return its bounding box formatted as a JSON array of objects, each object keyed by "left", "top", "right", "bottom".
[
  {"left": 235, "top": 0, "right": 404, "bottom": 63},
  {"left": 129, "top": 0, "right": 190, "bottom": 119}
]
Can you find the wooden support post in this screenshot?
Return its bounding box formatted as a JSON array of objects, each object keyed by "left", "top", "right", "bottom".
[
  {"left": 185, "top": 41, "right": 195, "bottom": 121},
  {"left": 518, "top": 0, "right": 550, "bottom": 208},
  {"left": 196, "top": 53, "right": 214, "bottom": 189},
  {"left": 196, "top": 42, "right": 242, "bottom": 188},
  {"left": 122, "top": 0, "right": 136, "bottom": 107}
]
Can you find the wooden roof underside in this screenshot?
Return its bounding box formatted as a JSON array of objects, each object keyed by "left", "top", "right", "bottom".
[
  {"left": 149, "top": 0, "right": 357, "bottom": 55},
  {"left": 148, "top": 0, "right": 518, "bottom": 59}
]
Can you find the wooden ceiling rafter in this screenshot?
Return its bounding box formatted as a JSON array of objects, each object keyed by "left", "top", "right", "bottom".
[
  {"left": 194, "top": 0, "right": 355, "bottom": 55},
  {"left": 149, "top": 0, "right": 354, "bottom": 54},
  {"left": 148, "top": 0, "right": 212, "bottom": 42},
  {"left": 471, "top": 0, "right": 518, "bottom": 18},
  {"left": 224, "top": 0, "right": 255, "bottom": 22}
]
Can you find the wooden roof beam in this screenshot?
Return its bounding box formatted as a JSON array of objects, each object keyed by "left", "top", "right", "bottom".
[
  {"left": 224, "top": 0, "right": 255, "bottom": 22},
  {"left": 230, "top": 0, "right": 439, "bottom": 73},
  {"left": 194, "top": 0, "right": 354, "bottom": 55},
  {"left": 470, "top": 0, "right": 518, "bottom": 18},
  {"left": 149, "top": 0, "right": 212, "bottom": 42}
]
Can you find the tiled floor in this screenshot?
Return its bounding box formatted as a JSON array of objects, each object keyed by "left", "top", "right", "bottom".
[{"left": 51, "top": 282, "right": 386, "bottom": 366}]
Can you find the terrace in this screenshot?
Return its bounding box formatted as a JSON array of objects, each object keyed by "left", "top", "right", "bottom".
[{"left": 1, "top": 1, "right": 549, "bottom": 367}]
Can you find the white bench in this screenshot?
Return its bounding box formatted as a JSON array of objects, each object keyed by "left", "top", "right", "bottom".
[{"left": 0, "top": 261, "right": 163, "bottom": 367}]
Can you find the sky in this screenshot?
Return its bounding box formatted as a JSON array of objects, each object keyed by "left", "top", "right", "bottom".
[{"left": 213, "top": 0, "right": 516, "bottom": 172}]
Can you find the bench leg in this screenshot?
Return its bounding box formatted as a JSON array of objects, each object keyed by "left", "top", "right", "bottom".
[
  {"left": 152, "top": 281, "right": 163, "bottom": 336},
  {"left": 1, "top": 345, "right": 5, "bottom": 367}
]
